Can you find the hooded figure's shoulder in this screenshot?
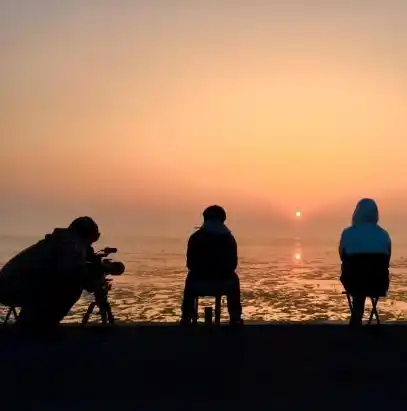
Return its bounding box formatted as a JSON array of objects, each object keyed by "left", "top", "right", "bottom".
[
  {"left": 339, "top": 199, "right": 391, "bottom": 256},
  {"left": 340, "top": 223, "right": 391, "bottom": 256},
  {"left": 341, "top": 223, "right": 389, "bottom": 238},
  {"left": 375, "top": 224, "right": 391, "bottom": 242}
]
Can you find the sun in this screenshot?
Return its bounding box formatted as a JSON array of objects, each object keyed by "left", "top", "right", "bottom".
[{"left": 295, "top": 211, "right": 301, "bottom": 217}]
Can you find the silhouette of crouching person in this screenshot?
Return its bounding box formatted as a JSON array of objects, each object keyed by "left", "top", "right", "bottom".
[
  {"left": 181, "top": 205, "right": 243, "bottom": 325},
  {"left": 339, "top": 198, "right": 391, "bottom": 326},
  {"left": 0, "top": 217, "right": 101, "bottom": 331}
]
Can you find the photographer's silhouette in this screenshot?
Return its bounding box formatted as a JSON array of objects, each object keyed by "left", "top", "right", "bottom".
[{"left": 0, "top": 217, "right": 102, "bottom": 330}]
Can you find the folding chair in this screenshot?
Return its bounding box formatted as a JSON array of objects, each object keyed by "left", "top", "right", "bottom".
[
  {"left": 2, "top": 306, "right": 19, "bottom": 325},
  {"left": 342, "top": 291, "right": 380, "bottom": 325}
]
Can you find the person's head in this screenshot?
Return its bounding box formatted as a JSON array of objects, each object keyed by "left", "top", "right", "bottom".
[
  {"left": 352, "top": 198, "right": 379, "bottom": 226},
  {"left": 69, "top": 216, "right": 100, "bottom": 245},
  {"left": 203, "top": 205, "right": 227, "bottom": 223}
]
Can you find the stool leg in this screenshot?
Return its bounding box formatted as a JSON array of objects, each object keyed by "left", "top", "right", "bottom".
[{"left": 215, "top": 296, "right": 221, "bottom": 325}]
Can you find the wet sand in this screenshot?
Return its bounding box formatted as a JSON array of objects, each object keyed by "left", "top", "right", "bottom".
[
  {"left": 2, "top": 235, "right": 407, "bottom": 324},
  {"left": 1, "top": 322, "right": 407, "bottom": 410}
]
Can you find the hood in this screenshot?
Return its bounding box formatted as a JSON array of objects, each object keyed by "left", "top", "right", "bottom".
[
  {"left": 45, "top": 227, "right": 67, "bottom": 237},
  {"left": 200, "top": 220, "right": 231, "bottom": 235},
  {"left": 44, "top": 227, "right": 86, "bottom": 248},
  {"left": 352, "top": 198, "right": 379, "bottom": 226},
  {"left": 44, "top": 227, "right": 71, "bottom": 241}
]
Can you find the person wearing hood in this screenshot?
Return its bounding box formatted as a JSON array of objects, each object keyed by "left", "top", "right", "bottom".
[
  {"left": 180, "top": 205, "right": 243, "bottom": 325},
  {"left": 0, "top": 216, "right": 100, "bottom": 329},
  {"left": 339, "top": 198, "right": 391, "bottom": 326}
]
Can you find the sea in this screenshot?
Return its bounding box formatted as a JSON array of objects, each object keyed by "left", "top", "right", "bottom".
[{"left": 1, "top": 233, "right": 407, "bottom": 324}]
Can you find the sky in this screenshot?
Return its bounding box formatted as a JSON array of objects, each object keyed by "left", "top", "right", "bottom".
[{"left": 1, "top": 0, "right": 407, "bottom": 239}]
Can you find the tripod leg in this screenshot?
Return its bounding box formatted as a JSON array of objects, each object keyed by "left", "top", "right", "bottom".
[
  {"left": 98, "top": 300, "right": 109, "bottom": 324},
  {"left": 106, "top": 302, "right": 115, "bottom": 324},
  {"left": 100, "top": 308, "right": 108, "bottom": 324},
  {"left": 82, "top": 302, "right": 96, "bottom": 325},
  {"left": 4, "top": 309, "right": 11, "bottom": 325}
]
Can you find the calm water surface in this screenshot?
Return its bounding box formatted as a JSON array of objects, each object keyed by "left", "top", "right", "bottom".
[{"left": 1, "top": 234, "right": 407, "bottom": 323}]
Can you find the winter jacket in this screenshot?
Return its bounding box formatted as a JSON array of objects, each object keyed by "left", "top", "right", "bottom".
[
  {"left": 186, "top": 221, "right": 238, "bottom": 280},
  {"left": 0, "top": 228, "right": 88, "bottom": 306},
  {"left": 339, "top": 198, "right": 391, "bottom": 296}
]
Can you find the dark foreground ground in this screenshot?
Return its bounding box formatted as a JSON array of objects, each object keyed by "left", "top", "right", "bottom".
[{"left": 0, "top": 322, "right": 406, "bottom": 410}]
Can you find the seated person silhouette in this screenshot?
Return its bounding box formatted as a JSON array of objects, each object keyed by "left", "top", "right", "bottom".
[
  {"left": 0, "top": 216, "right": 100, "bottom": 330},
  {"left": 339, "top": 198, "right": 391, "bottom": 326},
  {"left": 181, "top": 205, "right": 243, "bottom": 325}
]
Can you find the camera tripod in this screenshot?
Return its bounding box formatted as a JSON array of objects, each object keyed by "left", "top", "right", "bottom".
[{"left": 81, "top": 280, "right": 115, "bottom": 325}]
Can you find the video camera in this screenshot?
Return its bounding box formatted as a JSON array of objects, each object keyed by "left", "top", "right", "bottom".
[{"left": 81, "top": 246, "right": 125, "bottom": 325}]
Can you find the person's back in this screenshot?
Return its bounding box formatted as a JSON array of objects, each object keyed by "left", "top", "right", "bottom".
[
  {"left": 0, "top": 228, "right": 87, "bottom": 305},
  {"left": 181, "top": 205, "right": 243, "bottom": 324},
  {"left": 340, "top": 199, "right": 390, "bottom": 259},
  {"left": 187, "top": 220, "right": 237, "bottom": 280},
  {"left": 339, "top": 198, "right": 391, "bottom": 324}
]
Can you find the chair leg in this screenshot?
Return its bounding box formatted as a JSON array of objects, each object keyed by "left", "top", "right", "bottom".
[
  {"left": 215, "top": 296, "right": 221, "bottom": 325},
  {"left": 368, "top": 297, "right": 380, "bottom": 325},
  {"left": 343, "top": 292, "right": 354, "bottom": 322},
  {"left": 344, "top": 292, "right": 381, "bottom": 326}
]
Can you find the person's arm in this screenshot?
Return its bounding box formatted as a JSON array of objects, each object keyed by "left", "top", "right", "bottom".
[
  {"left": 387, "top": 233, "right": 392, "bottom": 265},
  {"left": 54, "top": 239, "right": 88, "bottom": 284},
  {"left": 338, "top": 231, "right": 346, "bottom": 262},
  {"left": 186, "top": 234, "right": 195, "bottom": 271},
  {"left": 388, "top": 235, "right": 392, "bottom": 258},
  {"left": 85, "top": 246, "right": 98, "bottom": 263},
  {"left": 228, "top": 235, "right": 238, "bottom": 272}
]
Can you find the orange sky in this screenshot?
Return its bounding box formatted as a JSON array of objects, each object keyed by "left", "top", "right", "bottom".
[{"left": 1, "top": 1, "right": 407, "bottom": 237}]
